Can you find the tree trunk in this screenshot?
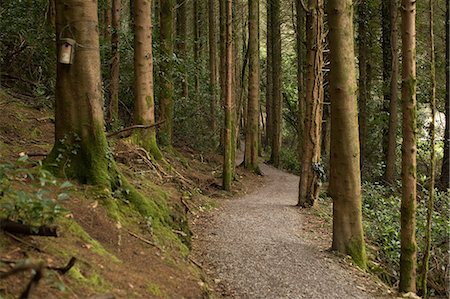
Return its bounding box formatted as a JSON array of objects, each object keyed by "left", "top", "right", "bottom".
[
  {"left": 420, "top": 1, "right": 436, "bottom": 296},
  {"left": 104, "top": 0, "right": 112, "bottom": 40},
  {"left": 46, "top": 0, "right": 112, "bottom": 186},
  {"left": 384, "top": 0, "right": 399, "bottom": 184},
  {"left": 265, "top": 0, "right": 273, "bottom": 149},
  {"left": 159, "top": 0, "right": 175, "bottom": 147},
  {"left": 298, "top": 0, "right": 324, "bottom": 208},
  {"left": 176, "top": 0, "right": 189, "bottom": 100},
  {"left": 295, "top": 0, "right": 306, "bottom": 163},
  {"left": 132, "top": 0, "right": 162, "bottom": 159},
  {"left": 209, "top": 0, "right": 218, "bottom": 131},
  {"left": 193, "top": 0, "right": 200, "bottom": 98},
  {"left": 399, "top": 0, "right": 417, "bottom": 293},
  {"left": 270, "top": 0, "right": 282, "bottom": 167},
  {"left": 223, "top": 0, "right": 234, "bottom": 191},
  {"left": 328, "top": 0, "right": 367, "bottom": 269},
  {"left": 244, "top": 0, "right": 259, "bottom": 172},
  {"left": 439, "top": 1, "right": 449, "bottom": 191},
  {"left": 357, "top": 1, "right": 368, "bottom": 167},
  {"left": 109, "top": 0, "right": 121, "bottom": 128}
]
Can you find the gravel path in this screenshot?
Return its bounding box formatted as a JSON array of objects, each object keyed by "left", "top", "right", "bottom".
[{"left": 193, "top": 161, "right": 391, "bottom": 299}]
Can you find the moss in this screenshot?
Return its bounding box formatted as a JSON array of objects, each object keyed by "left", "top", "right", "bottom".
[
  {"left": 147, "top": 282, "right": 166, "bottom": 298},
  {"left": 131, "top": 128, "right": 163, "bottom": 160},
  {"left": 346, "top": 237, "right": 367, "bottom": 270},
  {"left": 68, "top": 266, "right": 110, "bottom": 292}
]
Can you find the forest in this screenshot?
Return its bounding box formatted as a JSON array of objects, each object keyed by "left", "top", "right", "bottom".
[{"left": 0, "top": 0, "right": 448, "bottom": 298}]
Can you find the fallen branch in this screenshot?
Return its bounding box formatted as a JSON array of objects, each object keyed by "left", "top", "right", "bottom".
[
  {"left": 188, "top": 257, "right": 203, "bottom": 269},
  {"left": 86, "top": 295, "right": 116, "bottom": 299},
  {"left": 4, "top": 232, "right": 43, "bottom": 252},
  {"left": 107, "top": 121, "right": 165, "bottom": 138},
  {"left": 127, "top": 230, "right": 159, "bottom": 249},
  {"left": 0, "top": 257, "right": 76, "bottom": 275},
  {"left": 19, "top": 262, "right": 44, "bottom": 299},
  {"left": 0, "top": 219, "right": 58, "bottom": 237}
]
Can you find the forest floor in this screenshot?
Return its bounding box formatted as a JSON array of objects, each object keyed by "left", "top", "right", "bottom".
[{"left": 192, "top": 153, "right": 395, "bottom": 298}]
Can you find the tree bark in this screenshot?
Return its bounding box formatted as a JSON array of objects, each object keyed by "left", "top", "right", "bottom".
[
  {"left": 384, "top": 0, "right": 399, "bottom": 184},
  {"left": 328, "top": 0, "right": 367, "bottom": 269},
  {"left": 399, "top": 0, "right": 417, "bottom": 293},
  {"left": 176, "top": 0, "right": 189, "bottom": 100},
  {"left": 265, "top": 0, "right": 273, "bottom": 149},
  {"left": 193, "top": 0, "right": 200, "bottom": 97},
  {"left": 357, "top": 1, "right": 368, "bottom": 167},
  {"left": 270, "top": 0, "right": 282, "bottom": 167},
  {"left": 209, "top": 0, "right": 218, "bottom": 131},
  {"left": 159, "top": 0, "right": 175, "bottom": 147},
  {"left": 223, "top": 0, "right": 234, "bottom": 191},
  {"left": 298, "top": 0, "right": 324, "bottom": 208},
  {"left": 244, "top": 0, "right": 260, "bottom": 172},
  {"left": 109, "top": 0, "right": 121, "bottom": 128},
  {"left": 132, "top": 0, "right": 162, "bottom": 159},
  {"left": 104, "top": 0, "right": 112, "bottom": 40},
  {"left": 46, "top": 0, "right": 113, "bottom": 186},
  {"left": 439, "top": 1, "right": 449, "bottom": 191}
]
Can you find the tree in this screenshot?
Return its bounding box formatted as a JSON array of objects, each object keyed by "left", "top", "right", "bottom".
[
  {"left": 328, "top": 0, "right": 367, "bottom": 269},
  {"left": 208, "top": 0, "right": 218, "bottom": 131},
  {"left": 46, "top": 0, "right": 113, "bottom": 186},
  {"left": 244, "top": 0, "right": 260, "bottom": 172},
  {"left": 109, "top": 0, "right": 121, "bottom": 128},
  {"left": 223, "top": 0, "right": 234, "bottom": 191},
  {"left": 265, "top": 0, "right": 273, "bottom": 149},
  {"left": 159, "top": 0, "right": 175, "bottom": 147},
  {"left": 439, "top": 1, "right": 449, "bottom": 191},
  {"left": 176, "top": 0, "right": 189, "bottom": 100},
  {"left": 383, "top": 0, "right": 399, "bottom": 184},
  {"left": 269, "top": 0, "right": 282, "bottom": 167},
  {"left": 193, "top": 0, "right": 200, "bottom": 97},
  {"left": 132, "top": 0, "right": 162, "bottom": 159},
  {"left": 420, "top": 1, "right": 436, "bottom": 296},
  {"left": 297, "top": 0, "right": 324, "bottom": 208},
  {"left": 399, "top": 0, "right": 417, "bottom": 293}
]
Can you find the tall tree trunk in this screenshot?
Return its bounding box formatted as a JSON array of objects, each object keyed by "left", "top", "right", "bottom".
[
  {"left": 384, "top": 0, "right": 399, "bottom": 184},
  {"left": 420, "top": 1, "right": 436, "bottom": 296},
  {"left": 328, "top": 0, "right": 367, "bottom": 269},
  {"left": 209, "top": 0, "right": 218, "bottom": 131},
  {"left": 104, "top": 0, "right": 112, "bottom": 40},
  {"left": 265, "top": 0, "right": 273, "bottom": 149},
  {"left": 109, "top": 0, "right": 121, "bottom": 128},
  {"left": 176, "top": 0, "right": 188, "bottom": 100},
  {"left": 439, "top": 1, "right": 449, "bottom": 190},
  {"left": 132, "top": 0, "right": 162, "bottom": 159},
  {"left": 270, "top": 0, "right": 282, "bottom": 167},
  {"left": 399, "top": 0, "right": 417, "bottom": 293},
  {"left": 223, "top": 0, "right": 234, "bottom": 191},
  {"left": 244, "top": 0, "right": 260, "bottom": 172},
  {"left": 159, "top": 0, "right": 175, "bottom": 147},
  {"left": 193, "top": 0, "right": 200, "bottom": 98},
  {"left": 46, "top": 0, "right": 112, "bottom": 186},
  {"left": 294, "top": 0, "right": 306, "bottom": 162},
  {"left": 357, "top": 1, "right": 368, "bottom": 167},
  {"left": 298, "top": 0, "right": 324, "bottom": 208}
]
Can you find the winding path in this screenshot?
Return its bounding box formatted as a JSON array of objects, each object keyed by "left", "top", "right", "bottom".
[{"left": 193, "top": 161, "right": 390, "bottom": 298}]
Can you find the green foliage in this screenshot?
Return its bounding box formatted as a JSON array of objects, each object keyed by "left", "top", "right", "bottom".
[
  {"left": 279, "top": 148, "right": 300, "bottom": 175},
  {"left": 0, "top": 156, "right": 71, "bottom": 226},
  {"left": 362, "top": 181, "right": 449, "bottom": 295}
]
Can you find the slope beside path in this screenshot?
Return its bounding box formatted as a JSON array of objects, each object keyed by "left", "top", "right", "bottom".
[{"left": 192, "top": 161, "right": 392, "bottom": 298}]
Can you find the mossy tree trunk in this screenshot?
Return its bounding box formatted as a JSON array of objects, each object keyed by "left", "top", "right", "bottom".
[
  {"left": 244, "top": 0, "right": 260, "bottom": 172},
  {"left": 328, "top": 0, "right": 367, "bottom": 269},
  {"left": 383, "top": 0, "right": 399, "bottom": 185},
  {"left": 270, "top": 0, "right": 282, "bottom": 168},
  {"left": 47, "top": 0, "right": 112, "bottom": 186},
  {"left": 208, "top": 0, "right": 218, "bottom": 132},
  {"left": 176, "top": 0, "right": 189, "bottom": 100},
  {"left": 132, "top": 0, "right": 162, "bottom": 159},
  {"left": 298, "top": 0, "right": 324, "bottom": 208},
  {"left": 265, "top": 0, "right": 273, "bottom": 150},
  {"left": 223, "top": 0, "right": 234, "bottom": 191},
  {"left": 399, "top": 0, "right": 417, "bottom": 293},
  {"left": 108, "top": 0, "right": 121, "bottom": 128},
  {"left": 159, "top": 0, "right": 175, "bottom": 147}
]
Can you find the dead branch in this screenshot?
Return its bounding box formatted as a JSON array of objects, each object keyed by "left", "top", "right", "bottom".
[
  {"left": 0, "top": 218, "right": 58, "bottom": 237},
  {"left": 107, "top": 121, "right": 165, "bottom": 138},
  {"left": 4, "top": 232, "right": 43, "bottom": 252},
  {"left": 127, "top": 230, "right": 160, "bottom": 249},
  {"left": 19, "top": 262, "right": 44, "bottom": 299}
]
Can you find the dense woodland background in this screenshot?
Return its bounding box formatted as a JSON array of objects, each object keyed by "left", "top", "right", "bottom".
[{"left": 0, "top": 0, "right": 449, "bottom": 298}]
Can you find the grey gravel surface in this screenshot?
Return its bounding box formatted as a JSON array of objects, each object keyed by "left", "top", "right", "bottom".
[{"left": 193, "top": 162, "right": 391, "bottom": 299}]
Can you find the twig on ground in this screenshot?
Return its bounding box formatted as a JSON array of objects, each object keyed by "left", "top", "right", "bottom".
[{"left": 127, "top": 230, "right": 160, "bottom": 250}]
